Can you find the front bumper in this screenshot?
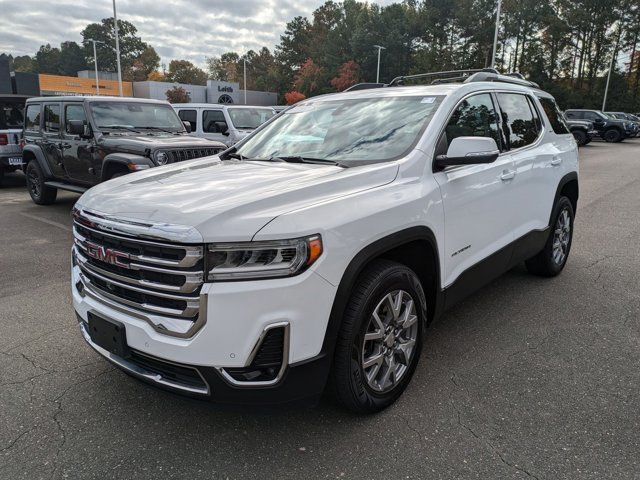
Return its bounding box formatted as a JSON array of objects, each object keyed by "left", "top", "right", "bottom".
[{"left": 72, "top": 259, "right": 338, "bottom": 405}]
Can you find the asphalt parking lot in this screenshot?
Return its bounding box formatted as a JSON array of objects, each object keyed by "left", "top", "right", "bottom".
[{"left": 1, "top": 140, "right": 639, "bottom": 480}]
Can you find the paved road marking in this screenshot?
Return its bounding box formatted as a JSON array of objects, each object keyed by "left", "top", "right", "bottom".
[{"left": 20, "top": 212, "right": 72, "bottom": 232}]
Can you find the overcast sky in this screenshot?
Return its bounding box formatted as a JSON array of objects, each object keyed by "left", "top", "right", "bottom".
[{"left": 0, "top": 0, "right": 395, "bottom": 68}]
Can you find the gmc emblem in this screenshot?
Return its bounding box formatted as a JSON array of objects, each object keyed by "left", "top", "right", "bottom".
[{"left": 84, "top": 241, "right": 130, "bottom": 268}]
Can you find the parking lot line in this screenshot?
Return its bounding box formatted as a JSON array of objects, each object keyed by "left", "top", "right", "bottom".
[{"left": 19, "top": 212, "right": 72, "bottom": 232}]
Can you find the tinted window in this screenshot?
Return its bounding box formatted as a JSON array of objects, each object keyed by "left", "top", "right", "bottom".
[
  {"left": 25, "top": 104, "right": 41, "bottom": 131},
  {"left": 44, "top": 104, "right": 61, "bottom": 133},
  {"left": 89, "top": 102, "right": 184, "bottom": 131},
  {"left": 444, "top": 93, "right": 501, "bottom": 148},
  {"left": 565, "top": 111, "right": 581, "bottom": 120},
  {"left": 496, "top": 93, "right": 539, "bottom": 149},
  {"left": 0, "top": 102, "right": 24, "bottom": 129},
  {"left": 203, "top": 110, "right": 226, "bottom": 133},
  {"left": 178, "top": 109, "right": 197, "bottom": 132},
  {"left": 65, "top": 104, "right": 87, "bottom": 134},
  {"left": 583, "top": 111, "right": 604, "bottom": 121},
  {"left": 538, "top": 97, "right": 570, "bottom": 135}
]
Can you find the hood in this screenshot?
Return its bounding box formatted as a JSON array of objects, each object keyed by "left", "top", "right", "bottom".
[
  {"left": 98, "top": 133, "right": 226, "bottom": 151},
  {"left": 77, "top": 158, "right": 398, "bottom": 242}
]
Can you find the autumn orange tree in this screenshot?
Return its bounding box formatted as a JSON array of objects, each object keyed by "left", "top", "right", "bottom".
[
  {"left": 330, "top": 61, "right": 360, "bottom": 91},
  {"left": 284, "top": 91, "right": 306, "bottom": 104}
]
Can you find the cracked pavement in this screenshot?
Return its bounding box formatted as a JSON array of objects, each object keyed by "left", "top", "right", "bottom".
[{"left": 1, "top": 140, "right": 639, "bottom": 479}]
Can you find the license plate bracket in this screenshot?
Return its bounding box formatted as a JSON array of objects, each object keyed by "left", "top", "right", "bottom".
[
  {"left": 8, "top": 157, "right": 22, "bottom": 166},
  {"left": 87, "top": 312, "right": 130, "bottom": 358}
]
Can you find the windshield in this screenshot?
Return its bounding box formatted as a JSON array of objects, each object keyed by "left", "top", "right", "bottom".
[
  {"left": 235, "top": 95, "right": 444, "bottom": 165},
  {"left": 227, "top": 107, "right": 275, "bottom": 129},
  {"left": 0, "top": 102, "right": 24, "bottom": 129},
  {"left": 89, "top": 102, "right": 184, "bottom": 132}
]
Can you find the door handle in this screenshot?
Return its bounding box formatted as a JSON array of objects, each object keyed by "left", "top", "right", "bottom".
[
  {"left": 550, "top": 156, "right": 562, "bottom": 166},
  {"left": 500, "top": 170, "right": 516, "bottom": 181}
]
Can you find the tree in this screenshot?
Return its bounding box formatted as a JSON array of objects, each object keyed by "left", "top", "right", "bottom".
[
  {"left": 293, "top": 58, "right": 324, "bottom": 95},
  {"left": 12, "top": 55, "right": 37, "bottom": 73},
  {"left": 81, "top": 18, "right": 149, "bottom": 80},
  {"left": 206, "top": 52, "right": 240, "bottom": 82},
  {"left": 129, "top": 47, "right": 160, "bottom": 81},
  {"left": 59, "top": 41, "right": 87, "bottom": 76},
  {"left": 35, "top": 44, "right": 61, "bottom": 74},
  {"left": 331, "top": 60, "right": 360, "bottom": 91},
  {"left": 166, "top": 59, "right": 208, "bottom": 85},
  {"left": 147, "top": 70, "right": 166, "bottom": 81},
  {"left": 166, "top": 86, "right": 190, "bottom": 103},
  {"left": 284, "top": 91, "right": 306, "bottom": 104}
]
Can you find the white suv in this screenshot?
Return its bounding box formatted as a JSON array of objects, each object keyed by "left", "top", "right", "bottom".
[{"left": 71, "top": 71, "right": 578, "bottom": 413}]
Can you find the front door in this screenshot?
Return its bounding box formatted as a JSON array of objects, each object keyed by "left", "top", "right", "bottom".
[
  {"left": 202, "top": 109, "right": 229, "bottom": 144},
  {"left": 61, "top": 103, "right": 95, "bottom": 185},
  {"left": 41, "top": 103, "right": 66, "bottom": 179},
  {"left": 433, "top": 92, "right": 516, "bottom": 288}
]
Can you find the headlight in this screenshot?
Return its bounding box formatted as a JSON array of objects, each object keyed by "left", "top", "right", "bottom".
[
  {"left": 155, "top": 151, "right": 168, "bottom": 165},
  {"left": 206, "top": 235, "right": 323, "bottom": 281}
]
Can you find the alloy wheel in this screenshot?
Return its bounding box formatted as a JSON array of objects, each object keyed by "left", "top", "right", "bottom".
[
  {"left": 27, "top": 169, "right": 40, "bottom": 198},
  {"left": 361, "top": 290, "right": 419, "bottom": 393},
  {"left": 552, "top": 208, "right": 571, "bottom": 265}
]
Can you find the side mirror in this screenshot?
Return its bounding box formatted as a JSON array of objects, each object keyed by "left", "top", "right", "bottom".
[
  {"left": 68, "top": 120, "right": 88, "bottom": 137},
  {"left": 182, "top": 121, "right": 192, "bottom": 133},
  {"left": 214, "top": 121, "right": 229, "bottom": 136},
  {"left": 435, "top": 137, "right": 499, "bottom": 168}
]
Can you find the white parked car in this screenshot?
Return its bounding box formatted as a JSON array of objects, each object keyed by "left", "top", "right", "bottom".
[
  {"left": 173, "top": 103, "right": 276, "bottom": 147},
  {"left": 72, "top": 70, "right": 578, "bottom": 412}
]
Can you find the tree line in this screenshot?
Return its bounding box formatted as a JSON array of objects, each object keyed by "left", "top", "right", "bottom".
[{"left": 2, "top": 0, "right": 640, "bottom": 110}]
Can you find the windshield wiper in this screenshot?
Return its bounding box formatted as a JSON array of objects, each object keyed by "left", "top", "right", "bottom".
[
  {"left": 226, "top": 152, "right": 245, "bottom": 160},
  {"left": 100, "top": 125, "right": 141, "bottom": 133},
  {"left": 136, "top": 126, "right": 179, "bottom": 134},
  {"left": 270, "top": 156, "right": 346, "bottom": 167}
]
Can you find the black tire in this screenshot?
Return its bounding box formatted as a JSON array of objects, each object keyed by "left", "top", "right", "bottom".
[
  {"left": 525, "top": 196, "right": 574, "bottom": 277},
  {"left": 0, "top": 167, "right": 4, "bottom": 186},
  {"left": 584, "top": 137, "right": 592, "bottom": 145},
  {"left": 329, "top": 259, "right": 426, "bottom": 413},
  {"left": 603, "top": 128, "right": 623, "bottom": 143},
  {"left": 571, "top": 129, "right": 587, "bottom": 146},
  {"left": 25, "top": 161, "right": 57, "bottom": 205}
]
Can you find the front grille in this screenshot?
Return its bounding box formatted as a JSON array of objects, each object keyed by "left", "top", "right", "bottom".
[
  {"left": 73, "top": 214, "right": 204, "bottom": 322},
  {"left": 166, "top": 147, "right": 221, "bottom": 163}
]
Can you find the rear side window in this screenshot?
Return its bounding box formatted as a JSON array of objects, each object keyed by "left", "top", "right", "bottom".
[
  {"left": 203, "top": 110, "right": 226, "bottom": 133},
  {"left": 25, "top": 104, "right": 41, "bottom": 132},
  {"left": 538, "top": 97, "right": 570, "bottom": 134},
  {"left": 496, "top": 93, "right": 540, "bottom": 149},
  {"left": 178, "top": 109, "right": 197, "bottom": 132},
  {"left": 444, "top": 93, "right": 502, "bottom": 149},
  {"left": 44, "top": 104, "right": 61, "bottom": 133},
  {"left": 65, "top": 104, "right": 87, "bottom": 134},
  {"left": 0, "top": 102, "right": 24, "bottom": 129}
]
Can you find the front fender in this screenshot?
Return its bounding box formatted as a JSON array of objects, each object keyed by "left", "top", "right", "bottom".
[{"left": 102, "top": 153, "right": 154, "bottom": 181}]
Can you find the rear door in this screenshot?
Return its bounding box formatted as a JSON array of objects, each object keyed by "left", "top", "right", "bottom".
[
  {"left": 494, "top": 92, "right": 548, "bottom": 238},
  {"left": 434, "top": 92, "right": 516, "bottom": 287},
  {"left": 41, "top": 102, "right": 66, "bottom": 179},
  {"left": 61, "top": 102, "right": 94, "bottom": 185}
]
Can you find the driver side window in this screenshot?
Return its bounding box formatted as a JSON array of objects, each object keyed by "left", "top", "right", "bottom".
[{"left": 444, "top": 93, "right": 502, "bottom": 149}]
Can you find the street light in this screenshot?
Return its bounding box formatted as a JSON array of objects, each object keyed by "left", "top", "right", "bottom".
[
  {"left": 243, "top": 57, "right": 247, "bottom": 105},
  {"left": 373, "top": 45, "right": 385, "bottom": 83},
  {"left": 490, "top": 0, "right": 502, "bottom": 69},
  {"left": 112, "top": 0, "right": 124, "bottom": 96},
  {"left": 86, "top": 38, "right": 105, "bottom": 95}
]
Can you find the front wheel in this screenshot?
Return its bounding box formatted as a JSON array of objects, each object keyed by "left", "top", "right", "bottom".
[
  {"left": 330, "top": 260, "right": 426, "bottom": 413},
  {"left": 603, "top": 128, "right": 623, "bottom": 143},
  {"left": 25, "top": 161, "right": 57, "bottom": 205},
  {"left": 525, "top": 196, "right": 574, "bottom": 276},
  {"left": 572, "top": 129, "right": 587, "bottom": 146}
]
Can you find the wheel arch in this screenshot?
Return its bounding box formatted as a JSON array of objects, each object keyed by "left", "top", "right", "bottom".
[
  {"left": 22, "top": 145, "right": 52, "bottom": 178},
  {"left": 101, "top": 153, "right": 153, "bottom": 181},
  {"left": 321, "top": 226, "right": 442, "bottom": 361},
  {"left": 554, "top": 172, "right": 579, "bottom": 221}
]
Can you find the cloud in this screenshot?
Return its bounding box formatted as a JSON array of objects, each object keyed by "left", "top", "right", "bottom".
[{"left": 0, "top": 0, "right": 396, "bottom": 67}]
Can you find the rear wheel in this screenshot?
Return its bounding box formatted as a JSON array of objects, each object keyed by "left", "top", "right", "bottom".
[
  {"left": 25, "top": 161, "right": 57, "bottom": 205},
  {"left": 603, "top": 128, "right": 623, "bottom": 143},
  {"left": 525, "top": 196, "right": 574, "bottom": 277},
  {"left": 330, "top": 260, "right": 426, "bottom": 413},
  {"left": 571, "top": 129, "right": 587, "bottom": 146}
]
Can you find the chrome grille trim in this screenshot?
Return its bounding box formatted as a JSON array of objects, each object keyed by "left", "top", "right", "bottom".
[{"left": 72, "top": 208, "right": 207, "bottom": 338}]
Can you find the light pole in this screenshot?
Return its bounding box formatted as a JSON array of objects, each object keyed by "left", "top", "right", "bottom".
[
  {"left": 373, "top": 45, "right": 385, "bottom": 83},
  {"left": 602, "top": 28, "right": 621, "bottom": 111},
  {"left": 112, "top": 0, "right": 124, "bottom": 96},
  {"left": 243, "top": 57, "right": 247, "bottom": 105},
  {"left": 491, "top": 0, "right": 502, "bottom": 69},
  {"left": 87, "top": 38, "right": 105, "bottom": 95}
]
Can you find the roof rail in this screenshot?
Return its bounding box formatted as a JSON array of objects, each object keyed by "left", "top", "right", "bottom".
[
  {"left": 464, "top": 71, "right": 540, "bottom": 88},
  {"left": 343, "top": 82, "right": 386, "bottom": 92},
  {"left": 388, "top": 68, "right": 499, "bottom": 87}
]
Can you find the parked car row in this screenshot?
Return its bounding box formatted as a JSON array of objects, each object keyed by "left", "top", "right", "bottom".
[{"left": 565, "top": 108, "right": 639, "bottom": 143}]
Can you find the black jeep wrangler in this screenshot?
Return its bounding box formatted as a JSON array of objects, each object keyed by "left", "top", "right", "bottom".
[
  {"left": 21, "top": 96, "right": 226, "bottom": 205},
  {"left": 565, "top": 118, "right": 597, "bottom": 146}
]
